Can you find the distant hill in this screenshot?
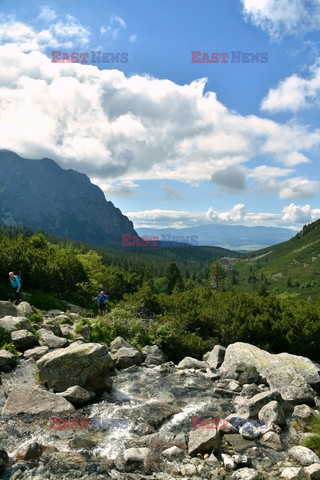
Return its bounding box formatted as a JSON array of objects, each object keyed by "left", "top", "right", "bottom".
[
  {"left": 136, "top": 224, "right": 294, "bottom": 251},
  {"left": 227, "top": 219, "right": 320, "bottom": 300},
  {"left": 0, "top": 150, "right": 135, "bottom": 246}
]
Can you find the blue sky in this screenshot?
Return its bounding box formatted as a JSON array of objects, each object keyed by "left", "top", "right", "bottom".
[{"left": 0, "top": 0, "right": 320, "bottom": 229}]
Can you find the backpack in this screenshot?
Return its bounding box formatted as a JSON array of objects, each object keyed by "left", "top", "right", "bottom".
[{"left": 16, "top": 275, "right": 22, "bottom": 285}]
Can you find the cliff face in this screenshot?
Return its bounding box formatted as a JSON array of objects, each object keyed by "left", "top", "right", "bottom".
[{"left": 0, "top": 150, "right": 135, "bottom": 246}]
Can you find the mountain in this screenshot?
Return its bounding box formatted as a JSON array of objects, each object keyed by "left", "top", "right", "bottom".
[
  {"left": 136, "top": 224, "right": 294, "bottom": 251},
  {"left": 0, "top": 150, "right": 135, "bottom": 246},
  {"left": 227, "top": 218, "right": 320, "bottom": 300}
]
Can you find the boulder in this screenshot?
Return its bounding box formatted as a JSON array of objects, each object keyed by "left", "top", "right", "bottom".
[
  {"left": 292, "top": 404, "right": 315, "bottom": 427},
  {"left": 258, "top": 401, "right": 286, "bottom": 428},
  {"left": 16, "top": 302, "right": 34, "bottom": 318},
  {"left": 177, "top": 357, "right": 208, "bottom": 369},
  {"left": 0, "top": 316, "right": 31, "bottom": 334},
  {"left": 188, "top": 428, "right": 221, "bottom": 456},
  {"left": 111, "top": 347, "right": 142, "bottom": 370},
  {"left": 0, "top": 350, "right": 17, "bottom": 368},
  {"left": 115, "top": 447, "right": 158, "bottom": 473},
  {"left": 220, "top": 343, "right": 320, "bottom": 402},
  {"left": 41, "top": 320, "right": 63, "bottom": 336},
  {"left": 237, "top": 390, "right": 282, "bottom": 418},
  {"left": 232, "top": 468, "right": 262, "bottom": 479},
  {"left": 206, "top": 345, "right": 226, "bottom": 369},
  {"left": 0, "top": 301, "right": 17, "bottom": 318},
  {"left": 305, "top": 464, "right": 320, "bottom": 480},
  {"left": 16, "top": 441, "right": 43, "bottom": 461},
  {"left": 56, "top": 385, "right": 95, "bottom": 405},
  {"left": 24, "top": 346, "right": 49, "bottom": 360},
  {"left": 288, "top": 446, "right": 320, "bottom": 466},
  {"left": 280, "top": 467, "right": 305, "bottom": 479},
  {"left": 11, "top": 329, "right": 39, "bottom": 351},
  {"left": 0, "top": 450, "right": 9, "bottom": 475},
  {"left": 259, "top": 431, "right": 282, "bottom": 449},
  {"left": 143, "top": 345, "right": 167, "bottom": 366},
  {"left": 161, "top": 446, "right": 183, "bottom": 458},
  {"left": 37, "top": 328, "right": 68, "bottom": 349},
  {"left": 109, "top": 336, "right": 134, "bottom": 352},
  {"left": 2, "top": 385, "right": 75, "bottom": 415},
  {"left": 36, "top": 342, "right": 113, "bottom": 393}
]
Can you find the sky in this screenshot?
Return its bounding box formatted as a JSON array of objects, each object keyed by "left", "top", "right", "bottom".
[{"left": 0, "top": 0, "right": 320, "bottom": 230}]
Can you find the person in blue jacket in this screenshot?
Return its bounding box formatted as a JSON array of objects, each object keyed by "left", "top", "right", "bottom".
[
  {"left": 93, "top": 290, "right": 109, "bottom": 316},
  {"left": 9, "top": 272, "right": 22, "bottom": 303}
]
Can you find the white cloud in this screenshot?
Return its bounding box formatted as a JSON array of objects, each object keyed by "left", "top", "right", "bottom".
[
  {"left": 100, "top": 14, "right": 126, "bottom": 39},
  {"left": 125, "top": 203, "right": 320, "bottom": 229},
  {"left": 261, "top": 63, "right": 320, "bottom": 113},
  {"left": 129, "top": 34, "right": 138, "bottom": 44},
  {"left": 38, "top": 6, "right": 57, "bottom": 23},
  {"left": 241, "top": 0, "right": 320, "bottom": 39},
  {"left": 93, "top": 179, "right": 138, "bottom": 197},
  {"left": 0, "top": 19, "right": 320, "bottom": 197}
]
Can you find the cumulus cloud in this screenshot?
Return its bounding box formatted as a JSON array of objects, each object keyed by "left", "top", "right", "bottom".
[
  {"left": 261, "top": 63, "right": 320, "bottom": 112},
  {"left": 241, "top": 0, "right": 320, "bottom": 39},
  {"left": 0, "top": 18, "right": 319, "bottom": 197},
  {"left": 126, "top": 203, "right": 320, "bottom": 229},
  {"left": 92, "top": 179, "right": 139, "bottom": 197},
  {"left": 38, "top": 6, "right": 57, "bottom": 23},
  {"left": 211, "top": 165, "right": 247, "bottom": 191}
]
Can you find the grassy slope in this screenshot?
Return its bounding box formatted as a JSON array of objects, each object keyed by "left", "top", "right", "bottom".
[{"left": 227, "top": 219, "right": 320, "bottom": 301}]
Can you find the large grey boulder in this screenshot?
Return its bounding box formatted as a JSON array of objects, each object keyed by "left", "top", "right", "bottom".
[
  {"left": 24, "top": 346, "right": 49, "bottom": 360},
  {"left": 288, "top": 446, "right": 320, "bottom": 466},
  {"left": 11, "top": 329, "right": 39, "bottom": 351},
  {"left": 111, "top": 347, "right": 142, "bottom": 370},
  {"left": 205, "top": 345, "right": 226, "bottom": 369},
  {"left": 36, "top": 342, "right": 114, "bottom": 393},
  {"left": 1, "top": 385, "right": 75, "bottom": 415},
  {"left": 177, "top": 357, "right": 208, "bottom": 369},
  {"left": 56, "top": 385, "right": 95, "bottom": 405},
  {"left": 258, "top": 401, "right": 286, "bottom": 428},
  {"left": 0, "top": 301, "right": 17, "bottom": 318},
  {"left": 109, "top": 336, "right": 134, "bottom": 352},
  {"left": 37, "top": 328, "right": 69, "bottom": 349},
  {"left": 220, "top": 343, "right": 320, "bottom": 402},
  {"left": 188, "top": 428, "right": 221, "bottom": 456},
  {"left": 16, "top": 302, "right": 34, "bottom": 318},
  {"left": 0, "top": 350, "right": 17, "bottom": 368},
  {"left": 142, "top": 345, "right": 167, "bottom": 366},
  {"left": 0, "top": 316, "right": 31, "bottom": 334}
]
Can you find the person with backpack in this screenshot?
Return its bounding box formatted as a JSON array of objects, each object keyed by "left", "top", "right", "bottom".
[
  {"left": 93, "top": 290, "right": 109, "bottom": 316},
  {"left": 9, "top": 272, "right": 22, "bottom": 304}
]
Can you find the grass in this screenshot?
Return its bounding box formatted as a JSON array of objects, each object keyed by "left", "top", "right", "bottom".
[{"left": 301, "top": 414, "right": 320, "bottom": 456}]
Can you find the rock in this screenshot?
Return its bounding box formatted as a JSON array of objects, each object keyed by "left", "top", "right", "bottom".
[
  {"left": 115, "top": 447, "right": 158, "bottom": 473},
  {"left": 11, "top": 329, "right": 39, "bottom": 350},
  {"left": 68, "top": 437, "right": 96, "bottom": 450},
  {"left": 229, "top": 381, "right": 242, "bottom": 392},
  {"left": 16, "top": 441, "right": 43, "bottom": 461},
  {"left": 41, "top": 320, "right": 63, "bottom": 336},
  {"left": 288, "top": 446, "right": 320, "bottom": 466},
  {"left": 188, "top": 428, "right": 221, "bottom": 456},
  {"left": 220, "top": 343, "right": 320, "bottom": 403},
  {"left": 232, "top": 468, "right": 262, "bottom": 479},
  {"left": 0, "top": 316, "right": 31, "bottom": 333},
  {"left": 2, "top": 385, "right": 75, "bottom": 415},
  {"left": 222, "top": 453, "right": 237, "bottom": 470},
  {"left": 239, "top": 422, "right": 261, "bottom": 440},
  {"left": 112, "top": 347, "right": 142, "bottom": 370},
  {"left": 161, "top": 446, "right": 183, "bottom": 458},
  {"left": 177, "top": 356, "right": 208, "bottom": 369},
  {"left": 36, "top": 342, "right": 114, "bottom": 393},
  {"left": 0, "top": 350, "right": 17, "bottom": 368},
  {"left": 260, "top": 431, "right": 282, "bottom": 449},
  {"left": 37, "top": 328, "right": 69, "bottom": 349},
  {"left": 143, "top": 345, "right": 167, "bottom": 366},
  {"left": 280, "top": 467, "right": 306, "bottom": 479},
  {"left": 64, "top": 303, "right": 89, "bottom": 317},
  {"left": 224, "top": 434, "right": 255, "bottom": 453},
  {"left": 0, "top": 301, "right": 17, "bottom": 318},
  {"left": 56, "top": 385, "right": 95, "bottom": 405},
  {"left": 24, "top": 346, "right": 49, "bottom": 360},
  {"left": 0, "top": 449, "right": 9, "bottom": 474},
  {"left": 305, "top": 463, "right": 320, "bottom": 479},
  {"left": 258, "top": 401, "right": 286, "bottom": 428},
  {"left": 16, "top": 302, "right": 34, "bottom": 318},
  {"left": 242, "top": 384, "right": 261, "bottom": 398},
  {"left": 237, "top": 390, "right": 282, "bottom": 419},
  {"left": 60, "top": 324, "right": 74, "bottom": 337},
  {"left": 54, "top": 315, "right": 73, "bottom": 324},
  {"left": 206, "top": 345, "right": 226, "bottom": 369},
  {"left": 109, "top": 336, "right": 134, "bottom": 351},
  {"left": 233, "top": 455, "right": 251, "bottom": 467},
  {"left": 46, "top": 309, "right": 65, "bottom": 316},
  {"left": 292, "top": 404, "right": 315, "bottom": 427}
]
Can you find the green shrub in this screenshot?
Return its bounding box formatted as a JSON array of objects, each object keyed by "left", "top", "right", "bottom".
[
  {"left": 302, "top": 435, "right": 320, "bottom": 456},
  {"left": 29, "top": 313, "right": 43, "bottom": 324},
  {"left": 1, "top": 343, "right": 18, "bottom": 355}
]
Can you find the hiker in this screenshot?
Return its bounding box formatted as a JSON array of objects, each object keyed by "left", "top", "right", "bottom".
[
  {"left": 9, "top": 271, "right": 22, "bottom": 304},
  {"left": 93, "top": 290, "right": 109, "bottom": 316}
]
